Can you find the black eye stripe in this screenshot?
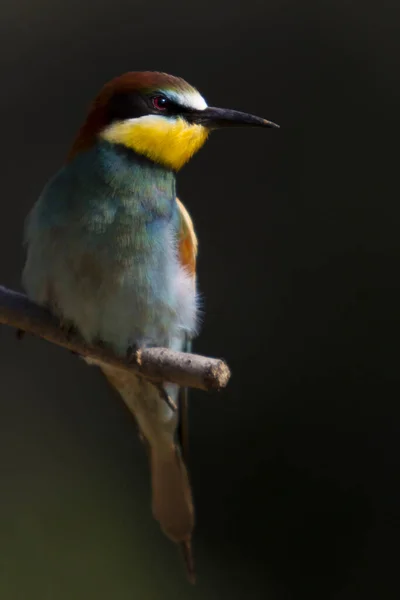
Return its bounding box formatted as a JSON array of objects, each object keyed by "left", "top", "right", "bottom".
[
  {"left": 106, "top": 91, "right": 194, "bottom": 124},
  {"left": 107, "top": 92, "right": 148, "bottom": 122},
  {"left": 150, "top": 94, "right": 187, "bottom": 115}
]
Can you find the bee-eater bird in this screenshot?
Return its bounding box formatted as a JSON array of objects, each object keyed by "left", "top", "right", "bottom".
[{"left": 22, "top": 71, "right": 278, "bottom": 582}]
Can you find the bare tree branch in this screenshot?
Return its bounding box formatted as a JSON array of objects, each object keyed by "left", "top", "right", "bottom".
[{"left": 0, "top": 285, "right": 231, "bottom": 391}]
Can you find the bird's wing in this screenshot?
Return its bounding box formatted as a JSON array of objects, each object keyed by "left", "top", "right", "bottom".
[
  {"left": 176, "top": 197, "right": 198, "bottom": 279},
  {"left": 178, "top": 335, "right": 191, "bottom": 465},
  {"left": 176, "top": 197, "right": 198, "bottom": 464}
]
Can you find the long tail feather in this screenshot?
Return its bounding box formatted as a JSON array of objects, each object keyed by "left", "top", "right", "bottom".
[
  {"left": 180, "top": 540, "right": 196, "bottom": 584},
  {"left": 150, "top": 444, "right": 194, "bottom": 544},
  {"left": 101, "top": 365, "right": 196, "bottom": 582}
]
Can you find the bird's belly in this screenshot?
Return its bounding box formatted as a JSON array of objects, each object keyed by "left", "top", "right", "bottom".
[
  {"left": 25, "top": 217, "right": 197, "bottom": 355},
  {"left": 55, "top": 229, "right": 196, "bottom": 352}
]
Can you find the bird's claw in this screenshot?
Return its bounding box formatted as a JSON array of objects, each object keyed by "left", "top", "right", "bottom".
[
  {"left": 59, "top": 318, "right": 77, "bottom": 341},
  {"left": 126, "top": 343, "right": 140, "bottom": 361}
]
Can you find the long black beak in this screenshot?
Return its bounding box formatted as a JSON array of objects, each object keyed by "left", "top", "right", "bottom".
[{"left": 187, "top": 106, "right": 279, "bottom": 129}]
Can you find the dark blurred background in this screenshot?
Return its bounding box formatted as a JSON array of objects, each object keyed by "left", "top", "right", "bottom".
[{"left": 0, "top": 1, "right": 399, "bottom": 598}]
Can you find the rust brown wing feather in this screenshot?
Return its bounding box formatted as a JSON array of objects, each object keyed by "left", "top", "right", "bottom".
[
  {"left": 176, "top": 197, "right": 198, "bottom": 582},
  {"left": 176, "top": 198, "right": 198, "bottom": 464},
  {"left": 176, "top": 197, "right": 198, "bottom": 279}
]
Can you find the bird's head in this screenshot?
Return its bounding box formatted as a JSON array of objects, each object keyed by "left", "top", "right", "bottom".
[{"left": 69, "top": 71, "right": 279, "bottom": 171}]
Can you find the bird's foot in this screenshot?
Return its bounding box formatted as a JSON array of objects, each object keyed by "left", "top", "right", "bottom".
[
  {"left": 15, "top": 329, "right": 25, "bottom": 341},
  {"left": 59, "top": 318, "right": 77, "bottom": 340},
  {"left": 58, "top": 319, "right": 79, "bottom": 355},
  {"left": 126, "top": 343, "right": 140, "bottom": 362},
  {"left": 94, "top": 338, "right": 107, "bottom": 349}
]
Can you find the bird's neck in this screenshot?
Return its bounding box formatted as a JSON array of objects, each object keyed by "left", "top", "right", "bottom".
[{"left": 93, "top": 141, "right": 177, "bottom": 199}]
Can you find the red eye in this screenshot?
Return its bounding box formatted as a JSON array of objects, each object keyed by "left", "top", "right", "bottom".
[{"left": 152, "top": 95, "right": 168, "bottom": 111}]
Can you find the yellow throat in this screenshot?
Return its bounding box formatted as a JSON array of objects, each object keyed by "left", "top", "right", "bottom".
[{"left": 101, "top": 115, "right": 209, "bottom": 171}]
